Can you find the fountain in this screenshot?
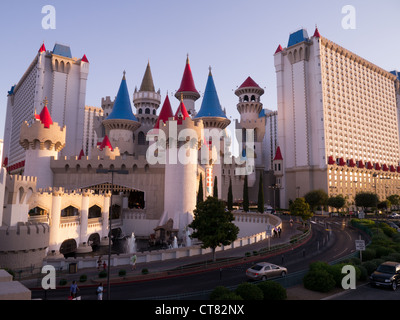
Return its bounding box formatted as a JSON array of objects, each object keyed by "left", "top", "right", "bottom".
[
  {"left": 126, "top": 232, "right": 137, "bottom": 253},
  {"left": 186, "top": 229, "right": 192, "bottom": 247},
  {"left": 173, "top": 236, "right": 178, "bottom": 249}
]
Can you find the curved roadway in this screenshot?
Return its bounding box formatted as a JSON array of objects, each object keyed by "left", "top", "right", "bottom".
[{"left": 31, "top": 217, "right": 367, "bottom": 300}]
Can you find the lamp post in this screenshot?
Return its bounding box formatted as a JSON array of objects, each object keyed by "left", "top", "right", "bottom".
[{"left": 96, "top": 168, "right": 128, "bottom": 300}]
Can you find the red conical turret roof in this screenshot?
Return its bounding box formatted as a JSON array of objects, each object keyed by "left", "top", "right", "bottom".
[
  {"left": 239, "top": 76, "right": 261, "bottom": 89},
  {"left": 174, "top": 98, "right": 190, "bottom": 125},
  {"left": 313, "top": 27, "right": 321, "bottom": 38},
  {"left": 275, "top": 45, "right": 283, "bottom": 54},
  {"left": 176, "top": 55, "right": 199, "bottom": 94},
  {"left": 154, "top": 95, "right": 174, "bottom": 129},
  {"left": 274, "top": 146, "right": 283, "bottom": 161},
  {"left": 99, "top": 135, "right": 113, "bottom": 151},
  {"left": 78, "top": 149, "right": 85, "bottom": 160},
  {"left": 39, "top": 42, "right": 46, "bottom": 53},
  {"left": 39, "top": 102, "right": 53, "bottom": 129},
  {"left": 81, "top": 54, "right": 89, "bottom": 63}
]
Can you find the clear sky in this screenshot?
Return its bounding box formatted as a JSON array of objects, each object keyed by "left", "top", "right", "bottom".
[{"left": 1, "top": 0, "right": 399, "bottom": 143}]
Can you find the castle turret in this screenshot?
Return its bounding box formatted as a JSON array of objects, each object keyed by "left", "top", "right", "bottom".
[
  {"left": 159, "top": 98, "right": 203, "bottom": 238},
  {"left": 175, "top": 55, "right": 200, "bottom": 116},
  {"left": 19, "top": 99, "right": 66, "bottom": 189},
  {"left": 102, "top": 72, "right": 141, "bottom": 155},
  {"left": 195, "top": 67, "right": 231, "bottom": 197},
  {"left": 235, "top": 77, "right": 266, "bottom": 186},
  {"left": 133, "top": 62, "right": 161, "bottom": 155}
]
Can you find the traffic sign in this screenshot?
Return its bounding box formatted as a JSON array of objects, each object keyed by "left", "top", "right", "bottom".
[
  {"left": 266, "top": 224, "right": 272, "bottom": 236},
  {"left": 355, "top": 240, "right": 365, "bottom": 251}
]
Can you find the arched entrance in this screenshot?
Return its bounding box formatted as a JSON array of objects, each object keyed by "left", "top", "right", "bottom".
[
  {"left": 60, "top": 238, "right": 77, "bottom": 256},
  {"left": 88, "top": 233, "right": 100, "bottom": 247}
]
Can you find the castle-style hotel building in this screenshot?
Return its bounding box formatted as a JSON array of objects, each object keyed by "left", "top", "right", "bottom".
[{"left": 0, "top": 27, "right": 399, "bottom": 269}]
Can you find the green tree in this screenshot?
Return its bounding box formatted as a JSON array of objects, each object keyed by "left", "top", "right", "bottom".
[
  {"left": 257, "top": 173, "right": 264, "bottom": 213},
  {"left": 213, "top": 176, "right": 218, "bottom": 198},
  {"left": 355, "top": 192, "right": 379, "bottom": 211},
  {"left": 327, "top": 194, "right": 346, "bottom": 213},
  {"left": 189, "top": 196, "right": 239, "bottom": 262},
  {"left": 387, "top": 194, "right": 400, "bottom": 210},
  {"left": 304, "top": 189, "right": 328, "bottom": 212},
  {"left": 290, "top": 197, "right": 313, "bottom": 222},
  {"left": 227, "top": 177, "right": 233, "bottom": 212},
  {"left": 243, "top": 175, "right": 249, "bottom": 212},
  {"left": 197, "top": 173, "right": 204, "bottom": 205}
]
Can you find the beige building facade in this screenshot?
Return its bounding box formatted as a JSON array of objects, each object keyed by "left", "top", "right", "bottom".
[{"left": 274, "top": 28, "right": 400, "bottom": 208}]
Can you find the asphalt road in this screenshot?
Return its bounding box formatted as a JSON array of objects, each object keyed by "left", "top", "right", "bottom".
[
  {"left": 331, "top": 282, "right": 400, "bottom": 300},
  {"left": 32, "top": 217, "right": 367, "bottom": 300}
]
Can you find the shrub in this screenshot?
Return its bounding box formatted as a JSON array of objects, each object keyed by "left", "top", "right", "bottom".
[
  {"left": 79, "top": 274, "right": 87, "bottom": 282},
  {"left": 303, "top": 269, "right": 336, "bottom": 293},
  {"left": 357, "top": 264, "right": 368, "bottom": 281},
  {"left": 216, "top": 292, "right": 243, "bottom": 300},
  {"left": 98, "top": 270, "right": 107, "bottom": 278},
  {"left": 235, "top": 282, "right": 263, "bottom": 300},
  {"left": 372, "top": 245, "right": 395, "bottom": 258},
  {"left": 362, "top": 248, "right": 376, "bottom": 261},
  {"left": 59, "top": 279, "right": 67, "bottom": 286},
  {"left": 362, "top": 261, "right": 377, "bottom": 275},
  {"left": 141, "top": 268, "right": 149, "bottom": 275},
  {"left": 118, "top": 269, "right": 126, "bottom": 277},
  {"left": 245, "top": 252, "right": 251, "bottom": 258},
  {"left": 257, "top": 281, "right": 287, "bottom": 300},
  {"left": 210, "top": 286, "right": 231, "bottom": 300},
  {"left": 383, "top": 252, "right": 400, "bottom": 262}
]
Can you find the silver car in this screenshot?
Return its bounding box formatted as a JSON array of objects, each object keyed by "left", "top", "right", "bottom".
[{"left": 246, "top": 262, "right": 287, "bottom": 281}]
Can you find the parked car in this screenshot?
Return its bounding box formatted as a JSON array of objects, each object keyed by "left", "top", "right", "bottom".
[
  {"left": 389, "top": 213, "right": 400, "bottom": 219},
  {"left": 370, "top": 261, "right": 400, "bottom": 291},
  {"left": 246, "top": 262, "right": 287, "bottom": 281}
]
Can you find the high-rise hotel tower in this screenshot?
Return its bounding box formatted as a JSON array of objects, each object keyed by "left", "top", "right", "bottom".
[
  {"left": 4, "top": 43, "right": 89, "bottom": 172},
  {"left": 274, "top": 28, "right": 400, "bottom": 208}
]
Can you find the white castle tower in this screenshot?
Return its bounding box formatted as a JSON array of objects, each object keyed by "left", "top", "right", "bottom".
[
  {"left": 159, "top": 98, "right": 204, "bottom": 237},
  {"left": 235, "top": 77, "right": 266, "bottom": 186},
  {"left": 133, "top": 62, "right": 162, "bottom": 155},
  {"left": 19, "top": 99, "right": 66, "bottom": 189}
]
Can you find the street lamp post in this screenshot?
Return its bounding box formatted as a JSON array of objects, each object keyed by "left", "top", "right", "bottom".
[{"left": 96, "top": 168, "right": 128, "bottom": 300}]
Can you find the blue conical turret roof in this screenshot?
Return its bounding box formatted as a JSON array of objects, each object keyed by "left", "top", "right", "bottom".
[
  {"left": 195, "top": 69, "right": 227, "bottom": 119},
  {"left": 106, "top": 73, "right": 138, "bottom": 122}
]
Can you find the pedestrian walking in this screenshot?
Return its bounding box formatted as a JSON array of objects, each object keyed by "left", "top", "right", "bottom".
[
  {"left": 69, "top": 280, "right": 79, "bottom": 299},
  {"left": 96, "top": 282, "right": 104, "bottom": 300},
  {"left": 97, "top": 256, "right": 102, "bottom": 270},
  {"left": 103, "top": 261, "right": 107, "bottom": 271},
  {"left": 278, "top": 226, "right": 281, "bottom": 238}
]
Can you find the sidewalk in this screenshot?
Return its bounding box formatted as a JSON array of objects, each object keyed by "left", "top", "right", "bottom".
[{"left": 23, "top": 219, "right": 306, "bottom": 291}]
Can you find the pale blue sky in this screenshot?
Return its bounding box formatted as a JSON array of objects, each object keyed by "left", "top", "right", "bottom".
[{"left": 1, "top": 0, "right": 399, "bottom": 141}]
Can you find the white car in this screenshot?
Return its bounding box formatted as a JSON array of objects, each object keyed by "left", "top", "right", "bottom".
[
  {"left": 389, "top": 213, "right": 400, "bottom": 219},
  {"left": 246, "top": 262, "right": 287, "bottom": 281}
]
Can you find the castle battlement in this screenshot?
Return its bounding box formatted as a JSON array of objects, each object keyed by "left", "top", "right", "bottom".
[
  {"left": 20, "top": 120, "right": 66, "bottom": 152},
  {"left": 50, "top": 153, "right": 164, "bottom": 171},
  {"left": 7, "top": 174, "right": 37, "bottom": 183}
]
